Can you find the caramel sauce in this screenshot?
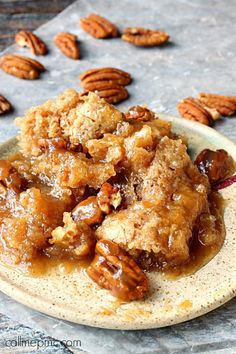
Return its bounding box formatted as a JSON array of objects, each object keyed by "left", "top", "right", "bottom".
[
  {"left": 29, "top": 254, "right": 93, "bottom": 277},
  {"left": 0, "top": 154, "right": 226, "bottom": 281},
  {"left": 12, "top": 191, "right": 225, "bottom": 279},
  {"left": 0, "top": 251, "right": 93, "bottom": 278},
  {"left": 164, "top": 192, "right": 225, "bottom": 279}
]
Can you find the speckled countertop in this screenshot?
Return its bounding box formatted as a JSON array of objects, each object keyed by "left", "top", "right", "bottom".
[{"left": 0, "top": 0, "right": 235, "bottom": 353}]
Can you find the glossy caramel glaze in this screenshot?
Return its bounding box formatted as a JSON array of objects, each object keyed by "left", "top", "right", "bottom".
[{"left": 0, "top": 91, "right": 231, "bottom": 292}]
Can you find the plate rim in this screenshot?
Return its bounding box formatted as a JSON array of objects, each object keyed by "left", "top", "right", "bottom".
[{"left": 0, "top": 115, "right": 235, "bottom": 330}]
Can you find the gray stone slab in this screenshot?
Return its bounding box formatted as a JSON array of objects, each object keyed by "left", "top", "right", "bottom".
[{"left": 0, "top": 0, "right": 235, "bottom": 353}]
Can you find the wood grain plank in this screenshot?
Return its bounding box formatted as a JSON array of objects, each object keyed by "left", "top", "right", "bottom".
[
  {"left": 0, "top": 0, "right": 74, "bottom": 14},
  {"left": 0, "top": 0, "right": 75, "bottom": 52}
]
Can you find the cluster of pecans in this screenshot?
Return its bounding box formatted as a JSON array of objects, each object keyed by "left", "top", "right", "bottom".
[
  {"left": 177, "top": 93, "right": 236, "bottom": 125},
  {"left": 80, "top": 13, "right": 169, "bottom": 46},
  {"left": 0, "top": 13, "right": 170, "bottom": 113},
  {"left": 0, "top": 12, "right": 235, "bottom": 129}
]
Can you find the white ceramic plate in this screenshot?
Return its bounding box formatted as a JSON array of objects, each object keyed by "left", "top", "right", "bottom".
[{"left": 0, "top": 115, "right": 235, "bottom": 330}]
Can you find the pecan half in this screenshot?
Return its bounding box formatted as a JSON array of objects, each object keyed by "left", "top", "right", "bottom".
[
  {"left": 80, "top": 67, "right": 131, "bottom": 89},
  {"left": 122, "top": 27, "right": 169, "bottom": 46},
  {"left": 0, "top": 95, "right": 12, "bottom": 115},
  {"left": 125, "top": 105, "right": 155, "bottom": 122},
  {"left": 194, "top": 149, "right": 234, "bottom": 183},
  {"left": 72, "top": 196, "right": 104, "bottom": 225},
  {"left": 177, "top": 97, "right": 220, "bottom": 125},
  {"left": 0, "top": 54, "right": 45, "bottom": 80},
  {"left": 81, "top": 83, "right": 129, "bottom": 104},
  {"left": 54, "top": 32, "right": 80, "bottom": 60},
  {"left": 87, "top": 239, "right": 149, "bottom": 301},
  {"left": 80, "top": 13, "right": 119, "bottom": 39},
  {"left": 198, "top": 93, "right": 236, "bottom": 117},
  {"left": 15, "top": 31, "right": 48, "bottom": 56}
]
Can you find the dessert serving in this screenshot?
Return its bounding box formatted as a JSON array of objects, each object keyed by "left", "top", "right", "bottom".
[{"left": 0, "top": 89, "right": 235, "bottom": 304}]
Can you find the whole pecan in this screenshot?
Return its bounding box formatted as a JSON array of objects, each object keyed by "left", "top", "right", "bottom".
[
  {"left": 125, "top": 105, "right": 155, "bottom": 122},
  {"left": 194, "top": 149, "right": 234, "bottom": 183},
  {"left": 15, "top": 31, "right": 48, "bottom": 56},
  {"left": 72, "top": 196, "right": 104, "bottom": 226},
  {"left": 0, "top": 95, "right": 12, "bottom": 115},
  {"left": 177, "top": 97, "right": 221, "bottom": 125},
  {"left": 80, "top": 13, "right": 119, "bottom": 39},
  {"left": 80, "top": 67, "right": 131, "bottom": 89},
  {"left": 81, "top": 83, "right": 129, "bottom": 104},
  {"left": 198, "top": 93, "right": 236, "bottom": 117},
  {"left": 87, "top": 239, "right": 149, "bottom": 301},
  {"left": 0, "top": 54, "right": 45, "bottom": 80},
  {"left": 54, "top": 32, "right": 80, "bottom": 60},
  {"left": 122, "top": 27, "right": 169, "bottom": 46}
]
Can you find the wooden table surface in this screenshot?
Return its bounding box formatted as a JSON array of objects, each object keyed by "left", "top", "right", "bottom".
[{"left": 0, "top": 0, "right": 74, "bottom": 52}]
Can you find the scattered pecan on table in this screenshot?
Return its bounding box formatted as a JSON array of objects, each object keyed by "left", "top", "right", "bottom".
[
  {"left": 80, "top": 13, "right": 119, "bottom": 39},
  {"left": 122, "top": 27, "right": 169, "bottom": 46},
  {"left": 80, "top": 84, "right": 129, "bottom": 104},
  {"left": 80, "top": 67, "right": 131, "bottom": 104},
  {"left": 0, "top": 54, "right": 45, "bottom": 80},
  {"left": 54, "top": 32, "right": 80, "bottom": 60},
  {"left": 0, "top": 95, "right": 12, "bottom": 115},
  {"left": 87, "top": 239, "right": 149, "bottom": 301},
  {"left": 177, "top": 97, "right": 220, "bottom": 126},
  {"left": 80, "top": 67, "right": 131, "bottom": 88},
  {"left": 198, "top": 93, "right": 236, "bottom": 117},
  {"left": 15, "top": 31, "right": 48, "bottom": 56}
]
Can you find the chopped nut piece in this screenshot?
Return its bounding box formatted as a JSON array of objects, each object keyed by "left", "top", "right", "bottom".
[
  {"left": 0, "top": 54, "right": 45, "bottom": 80},
  {"left": 97, "top": 182, "right": 122, "bottom": 214},
  {"left": 15, "top": 31, "right": 48, "bottom": 56},
  {"left": 177, "top": 97, "right": 215, "bottom": 125},
  {"left": 0, "top": 95, "right": 12, "bottom": 115},
  {"left": 72, "top": 196, "right": 104, "bottom": 225},
  {"left": 198, "top": 93, "right": 236, "bottom": 116},
  {"left": 71, "top": 183, "right": 121, "bottom": 225},
  {"left": 80, "top": 13, "right": 119, "bottom": 39},
  {"left": 80, "top": 67, "right": 131, "bottom": 89},
  {"left": 0, "top": 187, "right": 64, "bottom": 264},
  {"left": 54, "top": 32, "right": 80, "bottom": 60},
  {"left": 122, "top": 27, "right": 169, "bottom": 46},
  {"left": 204, "top": 106, "right": 221, "bottom": 121},
  {"left": 125, "top": 105, "right": 155, "bottom": 122},
  {"left": 194, "top": 149, "right": 234, "bottom": 183},
  {"left": 87, "top": 239, "right": 149, "bottom": 301},
  {"left": 49, "top": 212, "right": 95, "bottom": 259}
]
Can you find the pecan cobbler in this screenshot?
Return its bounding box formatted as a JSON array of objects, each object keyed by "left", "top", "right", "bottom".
[{"left": 0, "top": 90, "right": 234, "bottom": 301}]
